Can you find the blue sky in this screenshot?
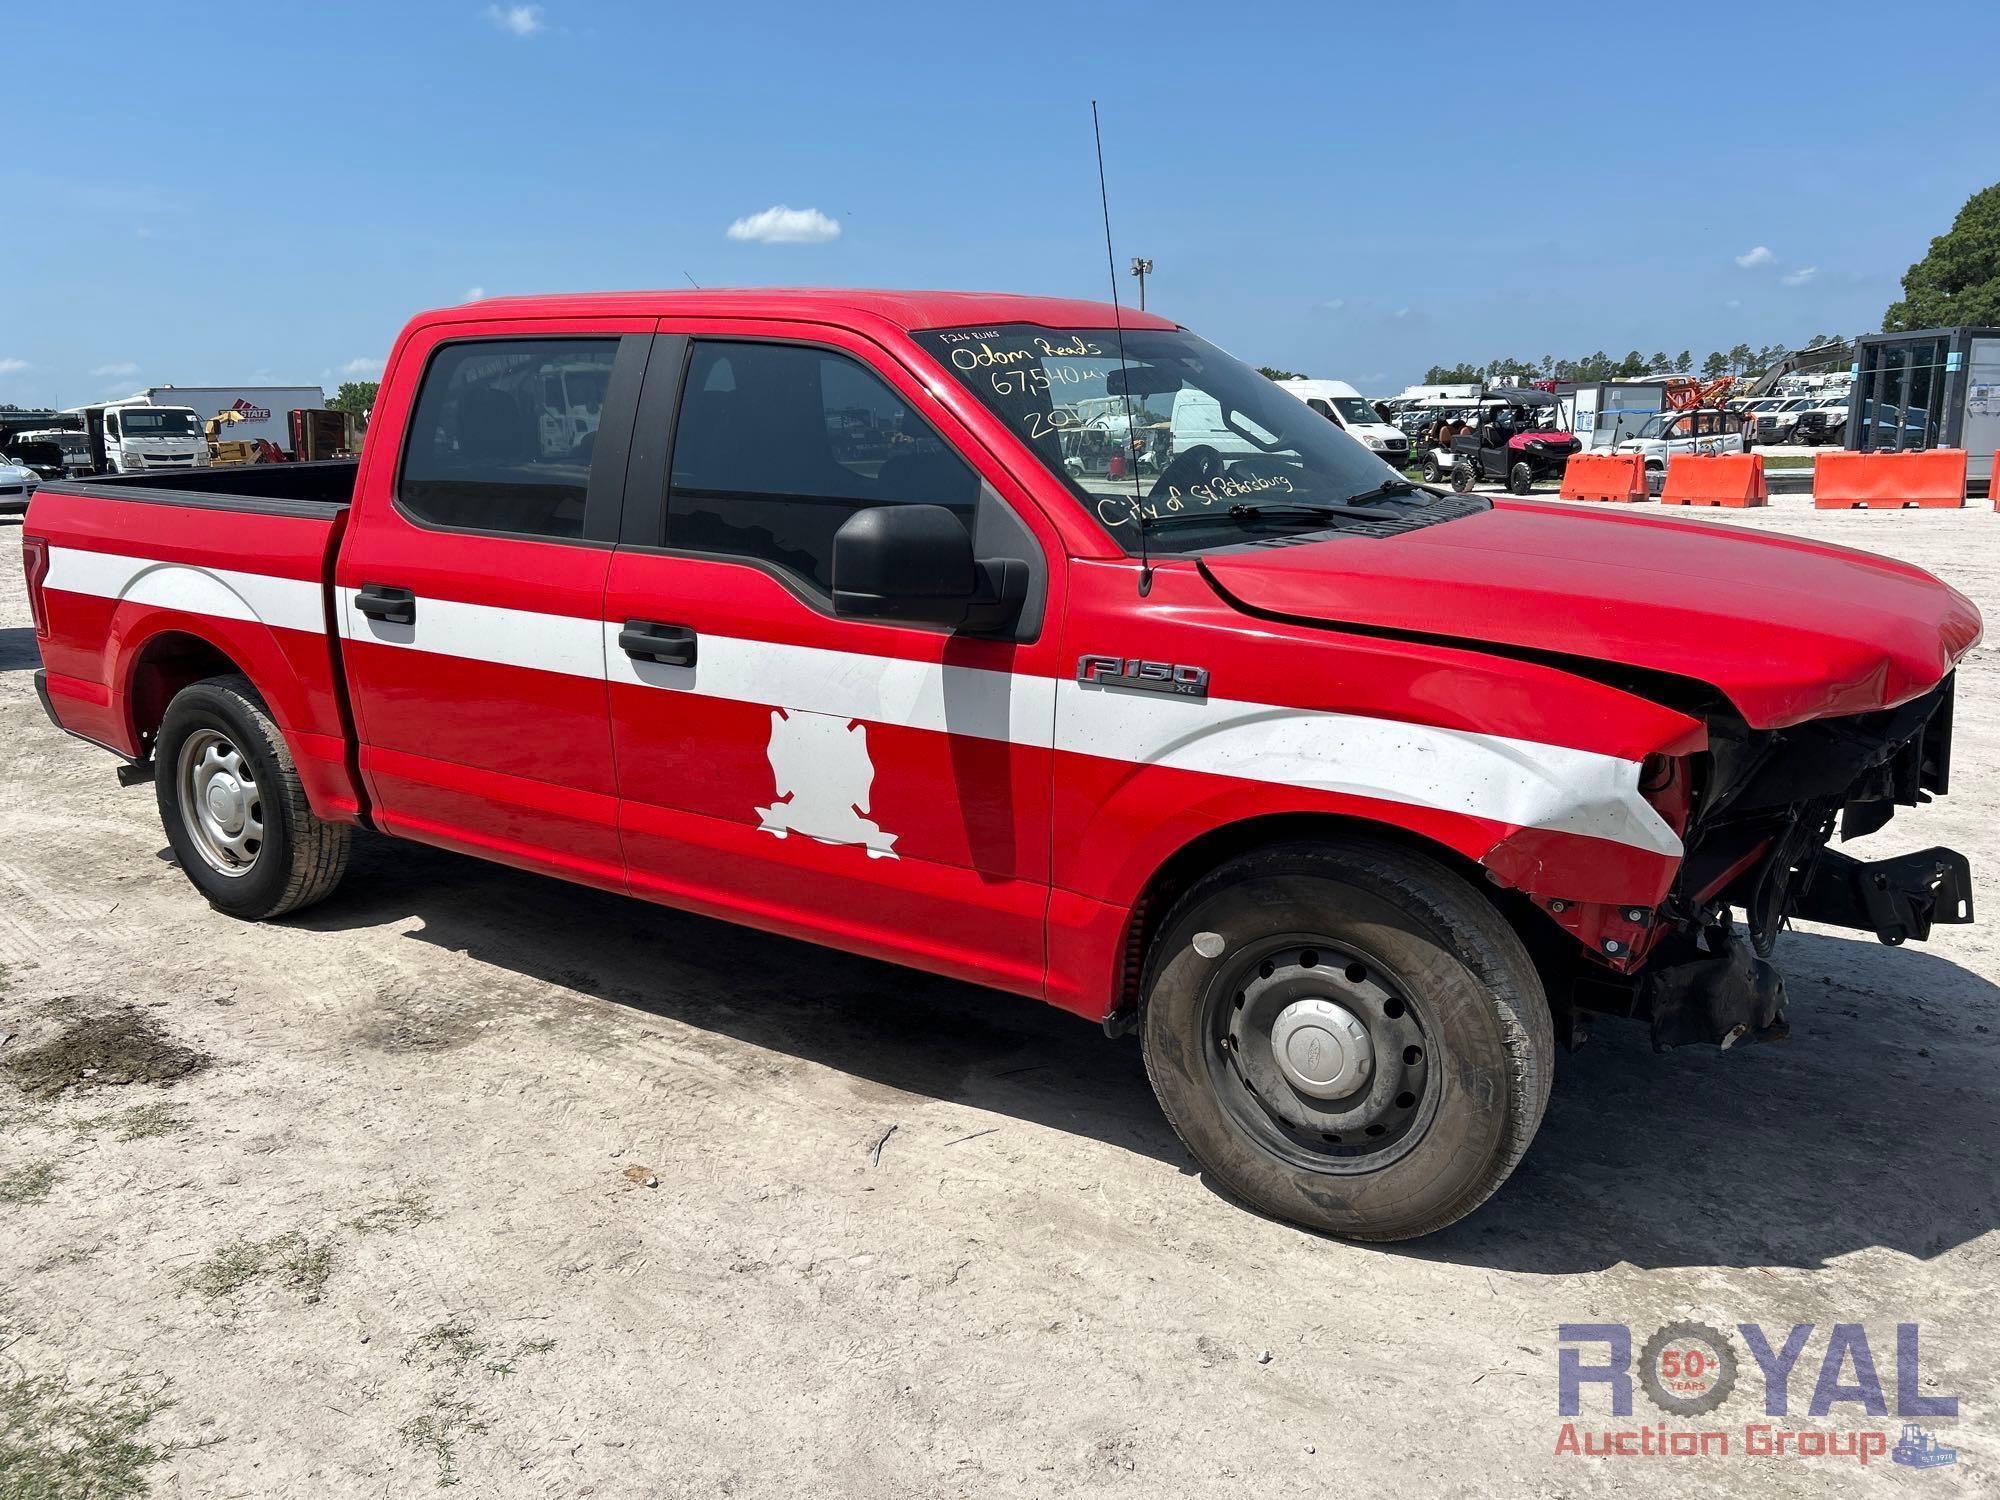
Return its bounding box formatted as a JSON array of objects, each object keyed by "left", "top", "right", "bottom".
[{"left": 4, "top": 1, "right": 1996, "bottom": 405}]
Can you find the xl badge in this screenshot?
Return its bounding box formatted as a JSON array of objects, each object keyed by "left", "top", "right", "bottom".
[{"left": 1077, "top": 655, "right": 1209, "bottom": 701}]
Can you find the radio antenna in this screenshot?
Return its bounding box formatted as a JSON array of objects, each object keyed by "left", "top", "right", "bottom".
[{"left": 1092, "top": 100, "right": 1152, "bottom": 597}]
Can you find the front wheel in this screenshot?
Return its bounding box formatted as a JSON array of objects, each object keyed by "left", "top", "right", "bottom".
[
  {"left": 1449, "top": 461, "right": 1476, "bottom": 494},
  {"left": 155, "top": 674, "right": 351, "bottom": 920},
  {"left": 1421, "top": 451, "right": 1444, "bottom": 484},
  {"left": 1508, "top": 460, "right": 1535, "bottom": 495},
  {"left": 1139, "top": 840, "right": 1553, "bottom": 1240}
]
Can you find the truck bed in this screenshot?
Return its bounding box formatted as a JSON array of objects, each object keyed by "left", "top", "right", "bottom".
[{"left": 39, "top": 459, "right": 359, "bottom": 516}]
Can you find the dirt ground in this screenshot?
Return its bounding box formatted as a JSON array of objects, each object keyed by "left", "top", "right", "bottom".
[{"left": 2, "top": 497, "right": 1996, "bottom": 1498}]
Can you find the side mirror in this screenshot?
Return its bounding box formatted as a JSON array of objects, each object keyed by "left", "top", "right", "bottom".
[{"left": 831, "top": 504, "right": 1027, "bottom": 633}]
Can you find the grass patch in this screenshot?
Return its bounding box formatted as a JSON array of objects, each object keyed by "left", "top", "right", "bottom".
[
  {"left": 399, "top": 1396, "right": 488, "bottom": 1489},
  {"left": 180, "top": 1231, "right": 334, "bottom": 1306},
  {"left": 70, "top": 1103, "right": 189, "bottom": 1143},
  {"left": 398, "top": 1322, "right": 554, "bottom": 1487},
  {"left": 1762, "top": 455, "right": 1816, "bottom": 469},
  {"left": 406, "top": 1320, "right": 554, "bottom": 1380},
  {"left": 0, "top": 1371, "right": 177, "bottom": 1500},
  {"left": 348, "top": 1188, "right": 437, "bottom": 1236},
  {"left": 0, "top": 1160, "right": 56, "bottom": 1207}
]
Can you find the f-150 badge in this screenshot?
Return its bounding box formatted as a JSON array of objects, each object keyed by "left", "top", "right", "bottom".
[
  {"left": 1076, "top": 655, "right": 1210, "bottom": 701},
  {"left": 756, "top": 707, "right": 899, "bottom": 859}
]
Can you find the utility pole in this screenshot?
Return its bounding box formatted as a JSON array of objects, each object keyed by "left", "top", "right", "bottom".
[{"left": 1129, "top": 257, "right": 1153, "bottom": 312}]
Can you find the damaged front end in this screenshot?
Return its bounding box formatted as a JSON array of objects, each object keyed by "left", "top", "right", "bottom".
[{"left": 1565, "top": 674, "right": 1973, "bottom": 1051}]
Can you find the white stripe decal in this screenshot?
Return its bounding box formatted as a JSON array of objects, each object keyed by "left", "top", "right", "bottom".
[
  {"left": 601, "top": 622, "right": 1055, "bottom": 744},
  {"left": 48, "top": 546, "right": 324, "bottom": 636},
  {"left": 58, "top": 549, "right": 1680, "bottom": 857},
  {"left": 341, "top": 590, "right": 607, "bottom": 681},
  {"left": 1057, "top": 681, "right": 1681, "bottom": 856}
]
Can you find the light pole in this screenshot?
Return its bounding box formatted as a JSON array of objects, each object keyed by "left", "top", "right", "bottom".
[{"left": 1129, "top": 257, "right": 1153, "bottom": 312}]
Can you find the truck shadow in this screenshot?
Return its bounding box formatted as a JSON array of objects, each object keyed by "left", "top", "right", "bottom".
[
  {"left": 0, "top": 627, "right": 41, "bottom": 672},
  {"left": 293, "top": 835, "right": 2000, "bottom": 1271}
]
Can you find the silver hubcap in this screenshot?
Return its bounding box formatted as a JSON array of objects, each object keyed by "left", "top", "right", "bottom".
[
  {"left": 178, "top": 728, "right": 263, "bottom": 877},
  {"left": 1269, "top": 998, "right": 1374, "bottom": 1099}
]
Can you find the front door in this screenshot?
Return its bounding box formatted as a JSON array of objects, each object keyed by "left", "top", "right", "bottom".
[
  {"left": 602, "top": 327, "right": 1062, "bottom": 995},
  {"left": 336, "top": 318, "right": 650, "bottom": 885}
]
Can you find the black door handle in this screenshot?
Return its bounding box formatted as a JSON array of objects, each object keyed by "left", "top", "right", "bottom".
[
  {"left": 355, "top": 584, "right": 416, "bottom": 625},
  {"left": 619, "top": 620, "right": 697, "bottom": 667}
]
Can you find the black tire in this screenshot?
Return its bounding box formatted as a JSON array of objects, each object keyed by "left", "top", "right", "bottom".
[
  {"left": 1421, "top": 452, "right": 1444, "bottom": 484},
  {"left": 155, "top": 674, "right": 350, "bottom": 920},
  {"left": 1449, "top": 461, "right": 1476, "bottom": 494},
  {"left": 1508, "top": 461, "right": 1535, "bottom": 495},
  {"left": 1139, "top": 840, "right": 1553, "bottom": 1241}
]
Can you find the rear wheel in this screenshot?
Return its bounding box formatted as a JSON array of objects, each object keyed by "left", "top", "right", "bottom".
[
  {"left": 1421, "top": 451, "right": 1444, "bottom": 484},
  {"left": 1139, "top": 841, "right": 1553, "bottom": 1241},
  {"left": 155, "top": 675, "right": 350, "bottom": 920},
  {"left": 1508, "top": 460, "right": 1535, "bottom": 495}
]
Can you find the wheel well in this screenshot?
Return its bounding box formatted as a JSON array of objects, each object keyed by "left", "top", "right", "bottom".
[
  {"left": 1106, "top": 813, "right": 1551, "bottom": 1033},
  {"left": 126, "top": 632, "right": 247, "bottom": 757}
]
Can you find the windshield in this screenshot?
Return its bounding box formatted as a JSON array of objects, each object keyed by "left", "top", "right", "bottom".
[
  {"left": 912, "top": 324, "right": 1419, "bottom": 553},
  {"left": 118, "top": 408, "right": 198, "bottom": 437},
  {"left": 1330, "top": 396, "right": 1381, "bottom": 426},
  {"left": 1636, "top": 414, "right": 1669, "bottom": 438}
]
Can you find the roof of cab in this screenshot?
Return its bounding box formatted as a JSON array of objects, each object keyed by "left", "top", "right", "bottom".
[{"left": 431, "top": 288, "right": 1180, "bottom": 334}]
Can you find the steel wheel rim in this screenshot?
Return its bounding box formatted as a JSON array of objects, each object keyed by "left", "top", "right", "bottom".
[
  {"left": 1202, "top": 936, "right": 1441, "bottom": 1176},
  {"left": 177, "top": 728, "right": 264, "bottom": 878}
]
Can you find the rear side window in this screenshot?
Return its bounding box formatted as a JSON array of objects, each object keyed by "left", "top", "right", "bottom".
[
  {"left": 400, "top": 338, "right": 618, "bottom": 537},
  {"left": 667, "top": 341, "right": 978, "bottom": 591}
]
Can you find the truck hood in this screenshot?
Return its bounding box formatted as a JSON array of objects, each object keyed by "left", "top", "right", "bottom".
[{"left": 1198, "top": 499, "right": 1982, "bottom": 729}]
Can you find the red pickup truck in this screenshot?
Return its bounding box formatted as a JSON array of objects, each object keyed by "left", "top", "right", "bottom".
[{"left": 21, "top": 291, "right": 1980, "bottom": 1240}]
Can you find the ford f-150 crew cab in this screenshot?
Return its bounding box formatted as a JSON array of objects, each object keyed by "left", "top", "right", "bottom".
[{"left": 21, "top": 290, "right": 1981, "bottom": 1241}]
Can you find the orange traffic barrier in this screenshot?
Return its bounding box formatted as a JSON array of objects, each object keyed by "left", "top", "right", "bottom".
[
  {"left": 1992, "top": 451, "right": 1998, "bottom": 512},
  {"left": 1559, "top": 451, "right": 1647, "bottom": 503},
  {"left": 1813, "top": 449, "right": 1967, "bottom": 509},
  {"left": 1659, "top": 452, "right": 1767, "bottom": 508}
]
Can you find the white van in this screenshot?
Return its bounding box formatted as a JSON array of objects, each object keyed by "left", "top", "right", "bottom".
[{"left": 1275, "top": 378, "right": 1411, "bottom": 468}]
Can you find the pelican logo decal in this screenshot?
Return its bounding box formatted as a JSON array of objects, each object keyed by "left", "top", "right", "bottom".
[{"left": 1076, "top": 655, "right": 1209, "bottom": 701}]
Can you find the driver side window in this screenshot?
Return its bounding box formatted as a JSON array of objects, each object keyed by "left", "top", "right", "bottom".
[{"left": 666, "top": 341, "right": 981, "bottom": 593}]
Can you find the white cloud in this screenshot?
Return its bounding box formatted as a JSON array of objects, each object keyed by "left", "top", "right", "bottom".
[
  {"left": 1780, "top": 266, "right": 1819, "bottom": 287},
  {"left": 1724, "top": 299, "right": 1742, "bottom": 310},
  {"left": 1734, "top": 245, "right": 1773, "bottom": 269},
  {"left": 135, "top": 225, "right": 154, "bottom": 240},
  {"left": 725, "top": 205, "right": 841, "bottom": 245},
  {"left": 341, "top": 357, "right": 385, "bottom": 378},
  {"left": 1317, "top": 298, "right": 1345, "bottom": 312},
  {"left": 93, "top": 361, "right": 140, "bottom": 378},
  {"left": 465, "top": 286, "right": 486, "bottom": 301},
  {"left": 484, "top": 4, "right": 543, "bottom": 37},
  {"left": 1391, "top": 306, "right": 1412, "bottom": 320},
  {"left": 0, "top": 357, "right": 30, "bottom": 375}
]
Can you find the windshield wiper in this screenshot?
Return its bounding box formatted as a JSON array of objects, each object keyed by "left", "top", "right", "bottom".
[
  {"left": 1137, "top": 501, "right": 1354, "bottom": 532},
  {"left": 1341, "top": 477, "right": 1430, "bottom": 507}
]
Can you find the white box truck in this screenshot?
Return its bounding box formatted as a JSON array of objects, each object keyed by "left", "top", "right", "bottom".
[{"left": 114, "top": 386, "right": 327, "bottom": 454}]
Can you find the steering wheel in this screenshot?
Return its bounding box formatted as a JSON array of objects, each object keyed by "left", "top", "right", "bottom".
[{"left": 1149, "top": 443, "right": 1227, "bottom": 502}]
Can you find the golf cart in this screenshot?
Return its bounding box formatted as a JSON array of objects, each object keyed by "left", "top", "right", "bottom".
[{"left": 1447, "top": 387, "right": 1579, "bottom": 495}]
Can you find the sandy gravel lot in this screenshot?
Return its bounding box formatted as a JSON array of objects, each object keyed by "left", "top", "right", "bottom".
[{"left": 2, "top": 497, "right": 1996, "bottom": 1498}]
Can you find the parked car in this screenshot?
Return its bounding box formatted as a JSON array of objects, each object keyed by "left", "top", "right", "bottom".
[
  {"left": 1750, "top": 396, "right": 1818, "bottom": 447},
  {"left": 11, "top": 429, "right": 92, "bottom": 479},
  {"left": 1616, "top": 406, "right": 1749, "bottom": 479},
  {"left": 0, "top": 456, "right": 40, "bottom": 515},
  {"left": 1793, "top": 392, "right": 1852, "bottom": 446},
  {"left": 22, "top": 290, "right": 1979, "bottom": 1242}
]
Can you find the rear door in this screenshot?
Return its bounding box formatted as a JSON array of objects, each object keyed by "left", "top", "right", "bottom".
[
  {"left": 335, "top": 317, "right": 650, "bottom": 884},
  {"left": 601, "top": 324, "right": 1062, "bottom": 996}
]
